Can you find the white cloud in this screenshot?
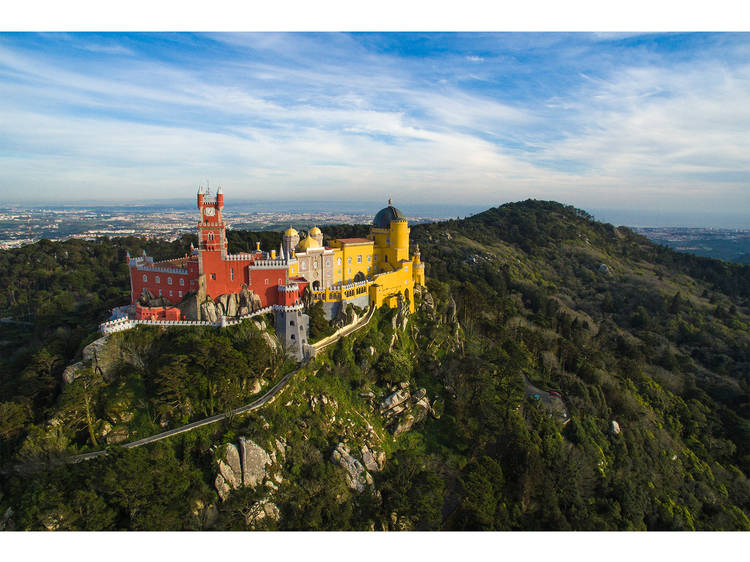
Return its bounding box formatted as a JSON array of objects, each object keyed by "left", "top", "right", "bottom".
[{"left": 1, "top": 34, "right": 750, "bottom": 215}]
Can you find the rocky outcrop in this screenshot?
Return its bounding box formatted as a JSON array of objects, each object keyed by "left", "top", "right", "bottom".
[
  {"left": 214, "top": 474, "right": 231, "bottom": 502},
  {"left": 217, "top": 443, "right": 242, "bottom": 490},
  {"left": 177, "top": 292, "right": 200, "bottom": 321},
  {"left": 262, "top": 332, "right": 281, "bottom": 353},
  {"left": 245, "top": 500, "right": 280, "bottom": 528},
  {"left": 138, "top": 288, "right": 171, "bottom": 308},
  {"left": 421, "top": 291, "right": 436, "bottom": 319},
  {"left": 62, "top": 334, "right": 120, "bottom": 384},
  {"left": 380, "top": 388, "right": 410, "bottom": 413},
  {"left": 214, "top": 438, "right": 274, "bottom": 500},
  {"left": 274, "top": 438, "right": 287, "bottom": 462},
  {"left": 333, "top": 304, "right": 357, "bottom": 330},
  {"left": 198, "top": 286, "right": 263, "bottom": 323},
  {"left": 331, "top": 442, "right": 373, "bottom": 493},
  {"left": 239, "top": 285, "right": 263, "bottom": 315},
  {"left": 611, "top": 420, "right": 621, "bottom": 435},
  {"left": 361, "top": 444, "right": 385, "bottom": 472},
  {"left": 379, "top": 384, "right": 433, "bottom": 437},
  {"left": 447, "top": 296, "right": 457, "bottom": 323},
  {"left": 239, "top": 437, "right": 272, "bottom": 489},
  {"left": 394, "top": 396, "right": 431, "bottom": 437},
  {"left": 62, "top": 361, "right": 85, "bottom": 384},
  {"left": 201, "top": 297, "right": 221, "bottom": 323}
]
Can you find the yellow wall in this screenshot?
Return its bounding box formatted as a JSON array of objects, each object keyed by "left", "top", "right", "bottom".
[
  {"left": 300, "top": 211, "right": 422, "bottom": 314},
  {"left": 328, "top": 241, "right": 374, "bottom": 283},
  {"left": 369, "top": 264, "right": 415, "bottom": 313}
]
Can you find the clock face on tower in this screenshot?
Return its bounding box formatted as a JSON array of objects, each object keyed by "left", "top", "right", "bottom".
[{"left": 204, "top": 207, "right": 216, "bottom": 217}]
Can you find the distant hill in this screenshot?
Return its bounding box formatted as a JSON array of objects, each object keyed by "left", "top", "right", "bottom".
[{"left": 1, "top": 199, "right": 748, "bottom": 531}]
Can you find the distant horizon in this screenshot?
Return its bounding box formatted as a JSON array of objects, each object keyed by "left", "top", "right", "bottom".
[{"left": 2, "top": 197, "right": 748, "bottom": 229}]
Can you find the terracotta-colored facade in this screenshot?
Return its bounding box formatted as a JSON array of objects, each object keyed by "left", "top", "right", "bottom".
[{"left": 128, "top": 187, "right": 301, "bottom": 319}]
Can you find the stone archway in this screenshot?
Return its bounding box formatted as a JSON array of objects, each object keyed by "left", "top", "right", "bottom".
[
  {"left": 312, "top": 280, "right": 321, "bottom": 291},
  {"left": 354, "top": 271, "right": 366, "bottom": 283}
]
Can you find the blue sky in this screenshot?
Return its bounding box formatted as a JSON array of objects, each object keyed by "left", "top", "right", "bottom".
[{"left": 1, "top": 32, "right": 749, "bottom": 218}]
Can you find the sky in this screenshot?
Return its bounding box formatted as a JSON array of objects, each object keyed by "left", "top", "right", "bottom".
[{"left": 1, "top": 31, "right": 750, "bottom": 223}]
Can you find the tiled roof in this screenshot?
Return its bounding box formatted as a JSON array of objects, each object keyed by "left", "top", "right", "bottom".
[{"left": 335, "top": 237, "right": 372, "bottom": 244}]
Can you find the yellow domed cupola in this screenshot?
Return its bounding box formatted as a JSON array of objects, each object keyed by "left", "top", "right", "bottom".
[
  {"left": 297, "top": 235, "right": 322, "bottom": 252},
  {"left": 282, "top": 226, "right": 301, "bottom": 259},
  {"left": 309, "top": 225, "right": 324, "bottom": 247}
]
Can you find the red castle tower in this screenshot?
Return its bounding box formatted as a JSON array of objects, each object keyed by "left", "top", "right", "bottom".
[{"left": 128, "top": 186, "right": 305, "bottom": 321}]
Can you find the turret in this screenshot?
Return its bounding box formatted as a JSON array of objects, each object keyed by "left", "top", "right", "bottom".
[
  {"left": 283, "top": 226, "right": 300, "bottom": 258},
  {"left": 197, "top": 184, "right": 204, "bottom": 206},
  {"left": 412, "top": 243, "right": 425, "bottom": 285},
  {"left": 309, "top": 226, "right": 323, "bottom": 247},
  {"left": 216, "top": 185, "right": 224, "bottom": 208}
]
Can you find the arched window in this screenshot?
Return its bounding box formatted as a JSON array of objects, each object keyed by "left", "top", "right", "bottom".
[
  {"left": 290, "top": 334, "right": 296, "bottom": 340},
  {"left": 337, "top": 257, "right": 342, "bottom": 265},
  {"left": 347, "top": 257, "right": 352, "bottom": 264},
  {"left": 180, "top": 278, "right": 184, "bottom": 286},
  {"left": 290, "top": 320, "right": 295, "bottom": 326},
  {"left": 168, "top": 277, "right": 173, "bottom": 285},
  {"left": 230, "top": 268, "right": 234, "bottom": 281},
  {"left": 142, "top": 274, "right": 148, "bottom": 282},
  {"left": 155, "top": 275, "right": 160, "bottom": 284},
  {"left": 208, "top": 232, "right": 214, "bottom": 241}
]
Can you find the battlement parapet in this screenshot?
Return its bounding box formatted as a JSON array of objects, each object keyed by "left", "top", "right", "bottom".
[
  {"left": 99, "top": 305, "right": 275, "bottom": 335},
  {"left": 225, "top": 253, "right": 257, "bottom": 262},
  {"left": 249, "top": 259, "right": 288, "bottom": 269}
]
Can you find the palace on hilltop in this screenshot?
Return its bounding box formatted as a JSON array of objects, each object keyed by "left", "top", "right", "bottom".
[{"left": 127, "top": 187, "right": 425, "bottom": 328}]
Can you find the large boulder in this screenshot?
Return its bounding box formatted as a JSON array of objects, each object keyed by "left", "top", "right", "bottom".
[
  {"left": 239, "top": 285, "right": 262, "bottom": 313},
  {"left": 331, "top": 443, "right": 373, "bottom": 493},
  {"left": 201, "top": 299, "right": 220, "bottom": 323},
  {"left": 215, "top": 474, "right": 231, "bottom": 502},
  {"left": 217, "top": 443, "right": 242, "bottom": 489},
  {"left": 611, "top": 420, "right": 621, "bottom": 435},
  {"left": 62, "top": 361, "right": 85, "bottom": 385},
  {"left": 226, "top": 293, "right": 239, "bottom": 317},
  {"left": 177, "top": 292, "right": 200, "bottom": 320},
  {"left": 361, "top": 445, "right": 383, "bottom": 473},
  {"left": 380, "top": 389, "right": 410, "bottom": 413},
  {"left": 238, "top": 437, "right": 272, "bottom": 489},
  {"left": 262, "top": 332, "right": 281, "bottom": 353},
  {"left": 245, "top": 500, "right": 280, "bottom": 528}
]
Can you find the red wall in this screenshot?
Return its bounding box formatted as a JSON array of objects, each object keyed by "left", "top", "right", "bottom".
[
  {"left": 135, "top": 303, "right": 182, "bottom": 321},
  {"left": 247, "top": 267, "right": 289, "bottom": 307},
  {"left": 130, "top": 265, "right": 194, "bottom": 305}
]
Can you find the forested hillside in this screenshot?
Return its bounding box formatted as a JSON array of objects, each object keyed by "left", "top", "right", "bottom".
[{"left": 1, "top": 200, "right": 748, "bottom": 530}]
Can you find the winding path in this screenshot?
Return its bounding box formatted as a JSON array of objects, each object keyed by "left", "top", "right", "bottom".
[{"left": 7, "top": 306, "right": 376, "bottom": 472}]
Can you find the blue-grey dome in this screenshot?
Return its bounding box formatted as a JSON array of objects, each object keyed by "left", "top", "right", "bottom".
[{"left": 373, "top": 201, "right": 405, "bottom": 228}]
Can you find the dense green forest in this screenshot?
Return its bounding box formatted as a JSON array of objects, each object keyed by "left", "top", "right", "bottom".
[{"left": 1, "top": 200, "right": 748, "bottom": 530}]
